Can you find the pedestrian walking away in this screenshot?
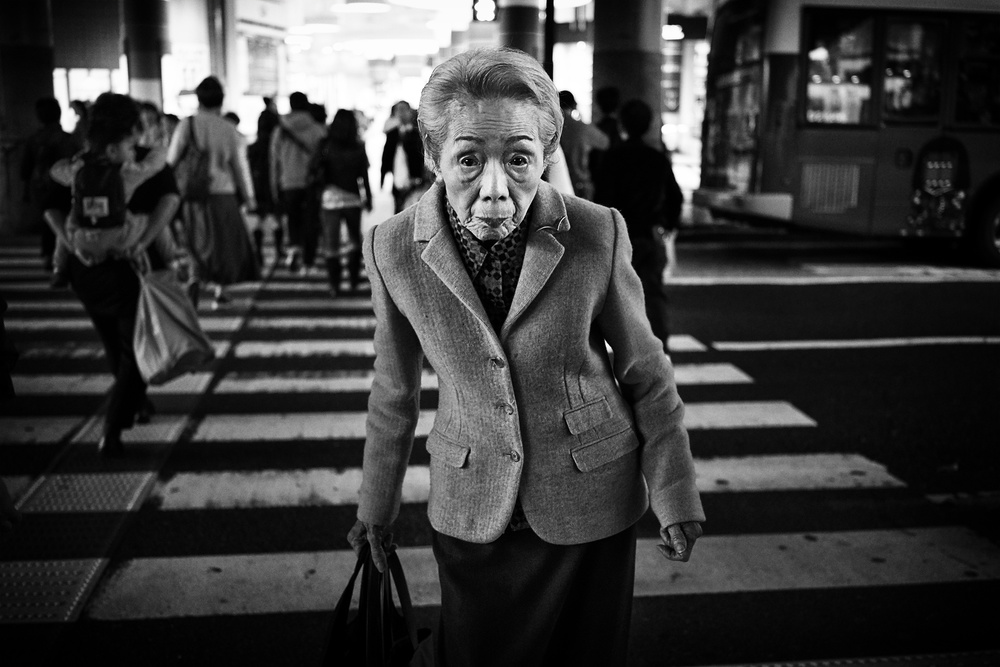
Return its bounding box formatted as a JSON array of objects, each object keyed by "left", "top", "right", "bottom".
[
  {"left": 557, "top": 89, "right": 609, "bottom": 201},
  {"left": 313, "top": 108, "right": 373, "bottom": 296},
  {"left": 21, "top": 97, "right": 83, "bottom": 286},
  {"left": 269, "top": 91, "right": 326, "bottom": 274},
  {"left": 167, "top": 76, "right": 260, "bottom": 310},
  {"left": 247, "top": 99, "right": 284, "bottom": 267},
  {"left": 41, "top": 92, "right": 181, "bottom": 457},
  {"left": 348, "top": 46, "right": 704, "bottom": 667},
  {"left": 595, "top": 98, "right": 684, "bottom": 354},
  {"left": 380, "top": 101, "right": 428, "bottom": 213}
]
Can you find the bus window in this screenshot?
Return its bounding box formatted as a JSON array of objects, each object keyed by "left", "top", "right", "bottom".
[
  {"left": 701, "top": 0, "right": 762, "bottom": 192},
  {"left": 883, "top": 20, "right": 944, "bottom": 122},
  {"left": 955, "top": 17, "right": 1000, "bottom": 127},
  {"left": 804, "top": 13, "right": 874, "bottom": 125}
]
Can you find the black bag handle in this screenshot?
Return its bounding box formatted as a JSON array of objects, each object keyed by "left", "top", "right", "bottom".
[
  {"left": 330, "top": 542, "right": 370, "bottom": 642},
  {"left": 386, "top": 550, "right": 419, "bottom": 651}
]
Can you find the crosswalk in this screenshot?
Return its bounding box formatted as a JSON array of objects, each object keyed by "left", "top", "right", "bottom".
[{"left": 2, "top": 239, "right": 999, "bottom": 666}]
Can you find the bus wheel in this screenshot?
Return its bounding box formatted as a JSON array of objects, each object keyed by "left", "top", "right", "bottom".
[{"left": 969, "top": 196, "right": 1000, "bottom": 268}]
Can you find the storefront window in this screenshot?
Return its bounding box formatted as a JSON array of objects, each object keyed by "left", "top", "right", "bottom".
[
  {"left": 955, "top": 17, "right": 1000, "bottom": 126},
  {"left": 883, "top": 20, "right": 943, "bottom": 121},
  {"left": 805, "top": 13, "right": 873, "bottom": 125}
]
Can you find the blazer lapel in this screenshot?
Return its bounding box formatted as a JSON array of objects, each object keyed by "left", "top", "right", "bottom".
[
  {"left": 415, "top": 182, "right": 494, "bottom": 332},
  {"left": 501, "top": 181, "right": 569, "bottom": 339}
]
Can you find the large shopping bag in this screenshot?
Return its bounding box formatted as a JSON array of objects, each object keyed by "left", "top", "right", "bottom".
[
  {"left": 133, "top": 268, "right": 215, "bottom": 385},
  {"left": 322, "top": 543, "right": 424, "bottom": 667}
]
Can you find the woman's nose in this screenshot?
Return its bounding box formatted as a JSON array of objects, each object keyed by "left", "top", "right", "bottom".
[{"left": 479, "top": 160, "right": 509, "bottom": 201}]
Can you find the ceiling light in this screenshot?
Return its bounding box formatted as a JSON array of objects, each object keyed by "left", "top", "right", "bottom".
[
  {"left": 330, "top": 1, "right": 391, "bottom": 13},
  {"left": 289, "top": 23, "right": 341, "bottom": 34}
]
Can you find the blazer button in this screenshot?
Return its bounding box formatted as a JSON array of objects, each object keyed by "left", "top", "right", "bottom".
[
  {"left": 490, "top": 357, "right": 506, "bottom": 369},
  {"left": 509, "top": 451, "right": 521, "bottom": 463},
  {"left": 496, "top": 402, "right": 514, "bottom": 416}
]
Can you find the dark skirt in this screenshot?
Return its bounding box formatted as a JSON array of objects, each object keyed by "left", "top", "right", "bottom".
[
  {"left": 428, "top": 523, "right": 638, "bottom": 667},
  {"left": 182, "top": 194, "right": 261, "bottom": 286}
]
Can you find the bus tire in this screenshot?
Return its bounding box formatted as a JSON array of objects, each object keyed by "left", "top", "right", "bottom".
[{"left": 969, "top": 196, "right": 1000, "bottom": 268}]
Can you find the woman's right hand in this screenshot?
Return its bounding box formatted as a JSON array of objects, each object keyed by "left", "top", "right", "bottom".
[{"left": 347, "top": 519, "right": 392, "bottom": 573}]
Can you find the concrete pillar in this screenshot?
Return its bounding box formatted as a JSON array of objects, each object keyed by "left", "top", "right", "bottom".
[
  {"left": 592, "top": 0, "right": 663, "bottom": 146},
  {"left": 123, "top": 0, "right": 170, "bottom": 107},
  {"left": 0, "top": 1, "right": 55, "bottom": 234},
  {"left": 497, "top": 0, "right": 544, "bottom": 61}
]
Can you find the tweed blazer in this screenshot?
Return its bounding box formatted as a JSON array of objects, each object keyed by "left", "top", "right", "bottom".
[{"left": 358, "top": 179, "right": 705, "bottom": 545}]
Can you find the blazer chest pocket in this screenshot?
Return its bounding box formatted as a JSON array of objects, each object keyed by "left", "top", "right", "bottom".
[
  {"left": 426, "top": 431, "right": 470, "bottom": 468},
  {"left": 565, "top": 398, "right": 638, "bottom": 472}
]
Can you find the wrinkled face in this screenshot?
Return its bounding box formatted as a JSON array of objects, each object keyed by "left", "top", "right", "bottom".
[{"left": 436, "top": 98, "right": 546, "bottom": 242}]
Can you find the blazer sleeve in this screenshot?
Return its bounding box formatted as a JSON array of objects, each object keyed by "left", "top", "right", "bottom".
[
  {"left": 357, "top": 223, "right": 426, "bottom": 526},
  {"left": 596, "top": 207, "right": 705, "bottom": 529}
]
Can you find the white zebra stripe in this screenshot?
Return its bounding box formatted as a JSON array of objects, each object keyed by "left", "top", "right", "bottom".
[
  {"left": 5, "top": 317, "right": 243, "bottom": 333},
  {"left": 230, "top": 336, "right": 708, "bottom": 359},
  {"left": 0, "top": 417, "right": 85, "bottom": 444},
  {"left": 259, "top": 281, "right": 335, "bottom": 292},
  {"left": 233, "top": 340, "right": 376, "bottom": 358},
  {"left": 84, "top": 527, "right": 1000, "bottom": 619},
  {"left": 192, "top": 401, "right": 814, "bottom": 442},
  {"left": 16, "top": 341, "right": 231, "bottom": 361},
  {"left": 248, "top": 316, "right": 377, "bottom": 330},
  {"left": 253, "top": 299, "right": 374, "bottom": 311},
  {"left": 713, "top": 336, "right": 1000, "bottom": 351},
  {"left": 149, "top": 454, "right": 903, "bottom": 510},
  {"left": 208, "top": 363, "right": 748, "bottom": 394},
  {"left": 12, "top": 373, "right": 213, "bottom": 396}
]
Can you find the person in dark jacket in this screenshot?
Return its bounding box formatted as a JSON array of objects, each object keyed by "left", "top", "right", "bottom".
[
  {"left": 380, "top": 101, "right": 426, "bottom": 213},
  {"left": 595, "top": 98, "right": 683, "bottom": 354},
  {"left": 21, "top": 97, "right": 82, "bottom": 279},
  {"left": 247, "top": 102, "right": 283, "bottom": 266},
  {"left": 316, "top": 109, "right": 373, "bottom": 295}
]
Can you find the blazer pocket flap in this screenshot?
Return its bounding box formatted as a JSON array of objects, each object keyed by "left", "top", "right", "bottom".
[
  {"left": 426, "top": 433, "right": 470, "bottom": 468},
  {"left": 571, "top": 428, "right": 639, "bottom": 472},
  {"left": 564, "top": 397, "right": 613, "bottom": 435}
]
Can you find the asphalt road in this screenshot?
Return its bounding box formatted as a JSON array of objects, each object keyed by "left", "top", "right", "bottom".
[{"left": 1, "top": 226, "right": 999, "bottom": 667}]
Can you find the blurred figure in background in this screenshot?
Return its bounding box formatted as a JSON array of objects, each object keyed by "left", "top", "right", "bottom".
[
  {"left": 168, "top": 76, "right": 259, "bottom": 309},
  {"left": 270, "top": 91, "right": 326, "bottom": 273},
  {"left": 21, "top": 97, "right": 81, "bottom": 280},
  {"left": 138, "top": 101, "right": 166, "bottom": 148},
  {"left": 43, "top": 92, "right": 181, "bottom": 457},
  {"left": 558, "top": 90, "right": 609, "bottom": 201},
  {"left": 70, "top": 100, "right": 90, "bottom": 150},
  {"left": 248, "top": 102, "right": 283, "bottom": 267},
  {"left": 594, "top": 98, "right": 683, "bottom": 355},
  {"left": 313, "top": 108, "right": 372, "bottom": 296},
  {"left": 589, "top": 86, "right": 623, "bottom": 183},
  {"left": 162, "top": 114, "right": 180, "bottom": 143},
  {"left": 380, "top": 100, "right": 426, "bottom": 213}
]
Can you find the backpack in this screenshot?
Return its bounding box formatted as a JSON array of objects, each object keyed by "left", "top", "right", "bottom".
[
  {"left": 174, "top": 117, "right": 211, "bottom": 202},
  {"left": 72, "top": 154, "right": 127, "bottom": 229},
  {"left": 59, "top": 154, "right": 143, "bottom": 265}
]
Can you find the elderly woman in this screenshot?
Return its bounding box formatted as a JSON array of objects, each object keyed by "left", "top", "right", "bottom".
[{"left": 348, "top": 47, "right": 704, "bottom": 667}]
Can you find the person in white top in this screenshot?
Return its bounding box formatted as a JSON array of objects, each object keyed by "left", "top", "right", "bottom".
[{"left": 167, "top": 76, "right": 259, "bottom": 309}]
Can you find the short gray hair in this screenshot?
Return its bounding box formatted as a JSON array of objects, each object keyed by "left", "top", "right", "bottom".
[{"left": 417, "top": 47, "right": 563, "bottom": 172}]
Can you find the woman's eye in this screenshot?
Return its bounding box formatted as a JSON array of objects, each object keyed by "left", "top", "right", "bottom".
[
  {"left": 509, "top": 155, "right": 528, "bottom": 167},
  {"left": 459, "top": 155, "right": 480, "bottom": 167}
]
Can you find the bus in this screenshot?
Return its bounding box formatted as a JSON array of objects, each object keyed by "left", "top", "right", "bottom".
[{"left": 692, "top": 0, "right": 1000, "bottom": 266}]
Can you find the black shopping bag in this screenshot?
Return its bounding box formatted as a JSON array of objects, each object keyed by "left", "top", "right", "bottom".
[
  {"left": 133, "top": 267, "right": 215, "bottom": 385},
  {"left": 323, "top": 543, "right": 422, "bottom": 667}
]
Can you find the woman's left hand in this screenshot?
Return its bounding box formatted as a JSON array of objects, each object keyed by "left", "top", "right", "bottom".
[
  {"left": 128, "top": 247, "right": 151, "bottom": 275},
  {"left": 658, "top": 521, "right": 703, "bottom": 562}
]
